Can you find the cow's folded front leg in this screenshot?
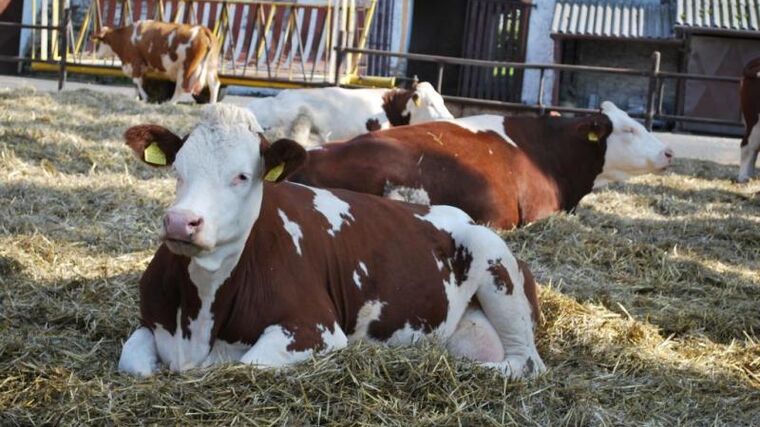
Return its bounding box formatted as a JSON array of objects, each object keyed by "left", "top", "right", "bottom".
[
  {"left": 240, "top": 322, "right": 348, "bottom": 368},
  {"left": 118, "top": 326, "right": 159, "bottom": 376}
]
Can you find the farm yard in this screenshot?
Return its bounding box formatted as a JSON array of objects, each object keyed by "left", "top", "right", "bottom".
[{"left": 0, "top": 87, "right": 759, "bottom": 425}]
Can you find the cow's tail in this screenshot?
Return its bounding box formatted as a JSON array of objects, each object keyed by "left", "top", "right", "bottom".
[{"left": 183, "top": 27, "right": 219, "bottom": 94}]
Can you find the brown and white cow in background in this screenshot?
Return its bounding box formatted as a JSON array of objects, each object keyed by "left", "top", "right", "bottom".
[
  {"left": 118, "top": 104, "right": 544, "bottom": 378},
  {"left": 246, "top": 81, "right": 454, "bottom": 148},
  {"left": 291, "top": 101, "right": 673, "bottom": 230},
  {"left": 93, "top": 20, "right": 221, "bottom": 104},
  {"left": 739, "top": 57, "right": 760, "bottom": 183}
]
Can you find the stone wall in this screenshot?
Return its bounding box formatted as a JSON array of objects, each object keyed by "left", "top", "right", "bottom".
[{"left": 557, "top": 39, "right": 682, "bottom": 115}]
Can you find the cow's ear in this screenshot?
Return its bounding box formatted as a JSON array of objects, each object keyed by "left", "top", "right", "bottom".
[
  {"left": 260, "top": 137, "right": 306, "bottom": 183},
  {"left": 124, "top": 124, "right": 185, "bottom": 167},
  {"left": 577, "top": 116, "right": 613, "bottom": 144}
]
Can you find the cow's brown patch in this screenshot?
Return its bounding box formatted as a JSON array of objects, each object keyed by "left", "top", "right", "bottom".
[
  {"left": 487, "top": 259, "right": 513, "bottom": 295},
  {"left": 365, "top": 118, "right": 382, "bottom": 132},
  {"left": 452, "top": 245, "right": 473, "bottom": 286},
  {"left": 517, "top": 259, "right": 540, "bottom": 325},
  {"left": 381, "top": 86, "right": 415, "bottom": 126}
]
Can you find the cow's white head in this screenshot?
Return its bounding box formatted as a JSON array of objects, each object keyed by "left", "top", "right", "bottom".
[
  {"left": 405, "top": 82, "right": 455, "bottom": 124},
  {"left": 596, "top": 101, "right": 674, "bottom": 188},
  {"left": 124, "top": 105, "right": 306, "bottom": 264},
  {"left": 92, "top": 26, "right": 117, "bottom": 58}
]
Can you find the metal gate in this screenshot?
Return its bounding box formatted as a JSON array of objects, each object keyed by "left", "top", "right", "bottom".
[
  {"left": 29, "top": 0, "right": 380, "bottom": 88},
  {"left": 458, "top": 0, "right": 530, "bottom": 101},
  {"left": 365, "top": 0, "right": 392, "bottom": 76}
]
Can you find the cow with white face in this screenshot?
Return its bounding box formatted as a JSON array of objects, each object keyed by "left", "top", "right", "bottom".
[
  {"left": 593, "top": 101, "right": 674, "bottom": 188},
  {"left": 246, "top": 81, "right": 454, "bottom": 148},
  {"left": 118, "top": 104, "right": 544, "bottom": 378}
]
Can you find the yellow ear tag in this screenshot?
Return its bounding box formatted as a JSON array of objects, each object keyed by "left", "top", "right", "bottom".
[
  {"left": 587, "top": 131, "right": 599, "bottom": 143},
  {"left": 264, "top": 162, "right": 285, "bottom": 182},
  {"left": 413, "top": 96, "right": 422, "bottom": 107},
  {"left": 144, "top": 142, "right": 167, "bottom": 166}
]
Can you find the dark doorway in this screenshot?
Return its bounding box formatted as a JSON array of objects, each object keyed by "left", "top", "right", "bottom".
[
  {"left": 408, "top": 0, "right": 530, "bottom": 100},
  {"left": 0, "top": 0, "right": 22, "bottom": 75},
  {"left": 457, "top": 0, "right": 530, "bottom": 102},
  {"left": 407, "top": 0, "right": 468, "bottom": 94}
]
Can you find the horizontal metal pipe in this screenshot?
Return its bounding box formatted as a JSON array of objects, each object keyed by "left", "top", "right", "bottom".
[
  {"left": 0, "top": 22, "right": 64, "bottom": 30},
  {"left": 657, "top": 71, "right": 740, "bottom": 83},
  {"left": 657, "top": 114, "right": 742, "bottom": 126},
  {"left": 338, "top": 47, "right": 652, "bottom": 76}
]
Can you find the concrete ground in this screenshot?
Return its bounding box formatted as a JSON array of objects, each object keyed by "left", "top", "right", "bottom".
[{"left": 0, "top": 74, "right": 742, "bottom": 166}]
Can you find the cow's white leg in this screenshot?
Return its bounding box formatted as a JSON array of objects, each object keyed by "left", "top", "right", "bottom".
[
  {"left": 738, "top": 119, "right": 760, "bottom": 182},
  {"left": 477, "top": 254, "right": 546, "bottom": 378},
  {"left": 207, "top": 72, "right": 221, "bottom": 104},
  {"left": 132, "top": 77, "right": 149, "bottom": 102},
  {"left": 118, "top": 327, "right": 159, "bottom": 376},
  {"left": 446, "top": 305, "right": 504, "bottom": 363},
  {"left": 472, "top": 243, "right": 544, "bottom": 378},
  {"left": 169, "top": 72, "right": 185, "bottom": 104},
  {"left": 240, "top": 323, "right": 348, "bottom": 368}
]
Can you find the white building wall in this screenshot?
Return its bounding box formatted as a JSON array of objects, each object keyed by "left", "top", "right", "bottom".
[{"left": 522, "top": 0, "right": 556, "bottom": 105}]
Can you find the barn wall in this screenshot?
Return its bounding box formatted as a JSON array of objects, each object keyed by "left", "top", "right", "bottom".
[{"left": 557, "top": 39, "right": 681, "bottom": 115}]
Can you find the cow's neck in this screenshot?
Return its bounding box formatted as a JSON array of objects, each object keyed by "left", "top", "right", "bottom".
[
  {"left": 511, "top": 125, "right": 604, "bottom": 214},
  {"left": 167, "top": 193, "right": 262, "bottom": 369},
  {"left": 548, "top": 147, "right": 603, "bottom": 211}
]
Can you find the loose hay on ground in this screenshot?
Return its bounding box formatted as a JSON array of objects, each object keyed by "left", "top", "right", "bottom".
[{"left": 0, "top": 88, "right": 758, "bottom": 425}]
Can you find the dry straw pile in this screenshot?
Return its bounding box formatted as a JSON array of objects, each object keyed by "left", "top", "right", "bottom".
[{"left": 1, "top": 88, "right": 758, "bottom": 425}]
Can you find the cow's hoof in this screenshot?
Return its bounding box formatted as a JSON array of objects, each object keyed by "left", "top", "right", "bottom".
[{"left": 192, "top": 85, "right": 227, "bottom": 104}]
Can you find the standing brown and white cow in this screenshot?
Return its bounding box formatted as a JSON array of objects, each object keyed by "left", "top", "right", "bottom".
[
  {"left": 739, "top": 57, "right": 760, "bottom": 183},
  {"left": 291, "top": 102, "right": 673, "bottom": 230},
  {"left": 93, "top": 20, "right": 221, "bottom": 104},
  {"left": 118, "top": 104, "right": 544, "bottom": 378}
]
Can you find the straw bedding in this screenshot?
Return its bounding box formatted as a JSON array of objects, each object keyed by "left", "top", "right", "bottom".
[{"left": 1, "top": 87, "right": 758, "bottom": 425}]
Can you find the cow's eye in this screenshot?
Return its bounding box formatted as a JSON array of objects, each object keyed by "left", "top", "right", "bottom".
[{"left": 233, "top": 173, "right": 249, "bottom": 185}]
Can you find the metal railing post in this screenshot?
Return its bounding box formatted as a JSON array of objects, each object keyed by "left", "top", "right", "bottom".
[
  {"left": 58, "top": 0, "right": 70, "bottom": 91},
  {"left": 436, "top": 63, "right": 444, "bottom": 93},
  {"left": 537, "top": 67, "right": 545, "bottom": 115},
  {"left": 645, "top": 51, "right": 661, "bottom": 131},
  {"left": 334, "top": 47, "right": 344, "bottom": 86}
]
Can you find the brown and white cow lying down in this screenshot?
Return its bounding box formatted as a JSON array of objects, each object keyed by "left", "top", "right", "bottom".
[
  {"left": 291, "top": 102, "right": 673, "bottom": 230},
  {"left": 93, "top": 20, "right": 221, "bottom": 104},
  {"left": 117, "top": 105, "right": 544, "bottom": 378},
  {"left": 246, "top": 81, "right": 454, "bottom": 148},
  {"left": 739, "top": 57, "right": 760, "bottom": 183}
]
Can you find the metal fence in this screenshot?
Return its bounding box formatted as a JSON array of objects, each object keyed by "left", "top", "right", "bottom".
[
  {"left": 25, "top": 0, "right": 379, "bottom": 89},
  {"left": 0, "top": 0, "right": 71, "bottom": 89},
  {"left": 337, "top": 47, "right": 743, "bottom": 130}
]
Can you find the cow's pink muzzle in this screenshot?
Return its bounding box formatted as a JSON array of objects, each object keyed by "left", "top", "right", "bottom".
[{"left": 163, "top": 209, "right": 204, "bottom": 243}]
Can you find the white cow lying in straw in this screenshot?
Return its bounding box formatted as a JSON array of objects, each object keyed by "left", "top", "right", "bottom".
[{"left": 246, "top": 81, "right": 454, "bottom": 147}]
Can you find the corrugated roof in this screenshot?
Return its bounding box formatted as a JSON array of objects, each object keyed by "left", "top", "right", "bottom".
[
  {"left": 676, "top": 0, "right": 760, "bottom": 32},
  {"left": 551, "top": 1, "right": 675, "bottom": 39}
]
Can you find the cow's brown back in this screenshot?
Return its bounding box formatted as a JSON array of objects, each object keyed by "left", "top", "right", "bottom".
[{"left": 293, "top": 117, "right": 609, "bottom": 229}]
